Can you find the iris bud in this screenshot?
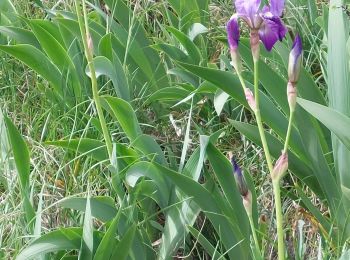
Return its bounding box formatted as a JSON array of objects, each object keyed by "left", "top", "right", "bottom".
[
  {"left": 227, "top": 16, "right": 242, "bottom": 73},
  {"left": 230, "top": 154, "right": 249, "bottom": 197},
  {"left": 271, "top": 152, "right": 288, "bottom": 181},
  {"left": 288, "top": 34, "right": 302, "bottom": 84}
]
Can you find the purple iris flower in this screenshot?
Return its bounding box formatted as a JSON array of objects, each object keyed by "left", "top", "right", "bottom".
[
  {"left": 231, "top": 157, "right": 249, "bottom": 197},
  {"left": 227, "top": 0, "right": 287, "bottom": 52}
]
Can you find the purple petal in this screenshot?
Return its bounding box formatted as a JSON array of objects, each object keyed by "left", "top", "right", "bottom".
[
  {"left": 288, "top": 34, "right": 303, "bottom": 82},
  {"left": 291, "top": 34, "right": 302, "bottom": 58},
  {"left": 270, "top": 0, "right": 285, "bottom": 16},
  {"left": 227, "top": 15, "right": 240, "bottom": 50},
  {"left": 230, "top": 156, "right": 248, "bottom": 197},
  {"left": 259, "top": 15, "right": 287, "bottom": 51},
  {"left": 235, "top": 0, "right": 261, "bottom": 18}
]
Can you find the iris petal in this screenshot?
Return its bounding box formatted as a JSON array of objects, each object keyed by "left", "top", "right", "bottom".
[
  {"left": 227, "top": 15, "right": 240, "bottom": 50},
  {"left": 270, "top": 0, "right": 285, "bottom": 16},
  {"left": 258, "top": 15, "right": 287, "bottom": 51},
  {"left": 235, "top": 0, "right": 261, "bottom": 18}
]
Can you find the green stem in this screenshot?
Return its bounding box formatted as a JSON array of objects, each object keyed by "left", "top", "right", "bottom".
[
  {"left": 74, "top": 0, "right": 113, "bottom": 160},
  {"left": 283, "top": 110, "right": 294, "bottom": 153},
  {"left": 253, "top": 61, "right": 273, "bottom": 172},
  {"left": 248, "top": 215, "right": 261, "bottom": 254},
  {"left": 273, "top": 180, "right": 285, "bottom": 260},
  {"left": 253, "top": 60, "right": 284, "bottom": 259}
]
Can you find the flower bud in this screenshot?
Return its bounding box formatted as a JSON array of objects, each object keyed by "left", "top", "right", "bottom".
[
  {"left": 244, "top": 88, "right": 257, "bottom": 112},
  {"left": 230, "top": 155, "right": 249, "bottom": 197},
  {"left": 250, "top": 29, "right": 260, "bottom": 62},
  {"left": 227, "top": 16, "right": 242, "bottom": 73},
  {"left": 271, "top": 151, "right": 288, "bottom": 181},
  {"left": 288, "top": 34, "right": 302, "bottom": 83}
]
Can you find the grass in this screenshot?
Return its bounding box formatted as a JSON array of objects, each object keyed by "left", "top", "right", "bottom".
[{"left": 0, "top": 0, "right": 344, "bottom": 259}]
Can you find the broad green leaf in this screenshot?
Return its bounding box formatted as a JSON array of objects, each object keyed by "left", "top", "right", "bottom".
[
  {"left": 328, "top": 0, "right": 350, "bottom": 191},
  {"left": 146, "top": 87, "right": 191, "bottom": 104},
  {"left": 103, "top": 96, "right": 142, "bottom": 141},
  {"left": 298, "top": 98, "right": 350, "bottom": 150},
  {"left": 206, "top": 143, "right": 249, "bottom": 235},
  {"left": 294, "top": 106, "right": 340, "bottom": 214},
  {"left": 0, "top": 26, "right": 40, "bottom": 48},
  {"left": 86, "top": 56, "right": 130, "bottom": 101},
  {"left": 4, "top": 116, "right": 35, "bottom": 225},
  {"left": 79, "top": 197, "right": 93, "bottom": 260},
  {"left": 188, "top": 226, "right": 222, "bottom": 259},
  {"left": 125, "top": 162, "right": 170, "bottom": 208},
  {"left": 110, "top": 224, "right": 137, "bottom": 260},
  {"left": 133, "top": 134, "right": 167, "bottom": 165},
  {"left": 214, "top": 89, "right": 229, "bottom": 116},
  {"left": 167, "top": 26, "right": 201, "bottom": 64},
  {"left": 0, "top": 44, "right": 63, "bottom": 101},
  {"left": 29, "top": 20, "right": 82, "bottom": 99},
  {"left": 16, "top": 228, "right": 105, "bottom": 260},
  {"left": 93, "top": 209, "right": 122, "bottom": 260},
  {"left": 59, "top": 197, "right": 117, "bottom": 222},
  {"left": 4, "top": 116, "right": 30, "bottom": 190},
  {"left": 155, "top": 163, "right": 249, "bottom": 259},
  {"left": 16, "top": 228, "right": 82, "bottom": 260}
]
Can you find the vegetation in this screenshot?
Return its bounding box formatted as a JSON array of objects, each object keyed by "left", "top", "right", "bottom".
[{"left": 0, "top": 0, "right": 349, "bottom": 259}]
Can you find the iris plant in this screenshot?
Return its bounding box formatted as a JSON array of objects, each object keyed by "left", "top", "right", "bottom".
[{"left": 226, "top": 1, "right": 302, "bottom": 259}]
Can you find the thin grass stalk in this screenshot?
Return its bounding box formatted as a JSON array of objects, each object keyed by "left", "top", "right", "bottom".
[{"left": 74, "top": 0, "right": 113, "bottom": 160}]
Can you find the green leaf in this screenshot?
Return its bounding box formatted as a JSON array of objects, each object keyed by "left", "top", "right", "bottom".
[
  {"left": 167, "top": 26, "right": 201, "bottom": 64},
  {"left": 59, "top": 197, "right": 117, "bottom": 223},
  {"left": 93, "top": 209, "right": 122, "bottom": 260},
  {"left": 87, "top": 56, "right": 130, "bottom": 101},
  {"left": 328, "top": 0, "right": 350, "bottom": 191},
  {"left": 155, "top": 163, "right": 249, "bottom": 259},
  {"left": 188, "top": 226, "right": 222, "bottom": 259},
  {"left": 79, "top": 197, "right": 93, "bottom": 260},
  {"left": 146, "top": 87, "right": 191, "bottom": 104},
  {"left": 103, "top": 96, "right": 142, "bottom": 141},
  {"left": 125, "top": 162, "right": 170, "bottom": 208},
  {"left": 0, "top": 44, "right": 63, "bottom": 101},
  {"left": 297, "top": 98, "right": 350, "bottom": 150},
  {"left": 16, "top": 228, "right": 83, "bottom": 260},
  {"left": 29, "top": 20, "right": 82, "bottom": 99},
  {"left": 294, "top": 106, "right": 340, "bottom": 214},
  {"left": 206, "top": 143, "right": 249, "bottom": 236},
  {"left": 4, "top": 116, "right": 29, "bottom": 190},
  {"left": 4, "top": 116, "right": 35, "bottom": 225},
  {"left": 0, "top": 26, "right": 40, "bottom": 48},
  {"left": 110, "top": 224, "right": 137, "bottom": 260}
]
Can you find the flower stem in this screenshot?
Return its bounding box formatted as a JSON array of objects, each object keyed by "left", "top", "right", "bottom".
[
  {"left": 253, "top": 61, "right": 273, "bottom": 173},
  {"left": 74, "top": 0, "right": 113, "bottom": 160},
  {"left": 272, "top": 180, "right": 285, "bottom": 260},
  {"left": 283, "top": 110, "right": 294, "bottom": 153},
  {"left": 248, "top": 214, "right": 261, "bottom": 253},
  {"left": 253, "top": 60, "right": 285, "bottom": 259}
]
